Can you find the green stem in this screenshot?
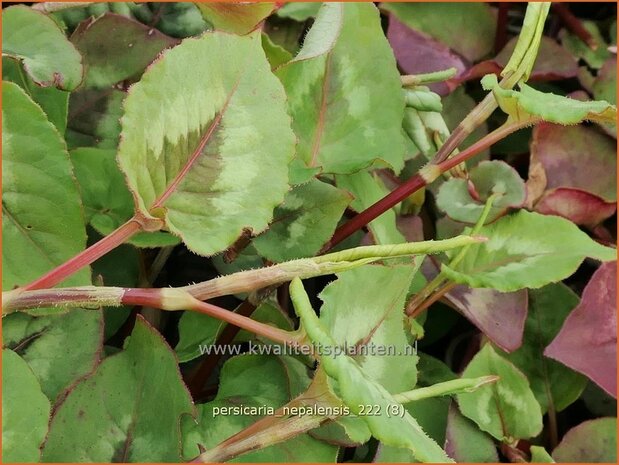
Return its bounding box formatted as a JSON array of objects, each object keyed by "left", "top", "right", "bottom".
[{"left": 393, "top": 375, "right": 499, "bottom": 404}]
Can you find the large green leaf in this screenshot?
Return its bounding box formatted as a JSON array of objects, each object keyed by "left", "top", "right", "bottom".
[
  {"left": 482, "top": 74, "right": 617, "bottom": 125},
  {"left": 2, "top": 57, "right": 69, "bottom": 133},
  {"left": 195, "top": 2, "right": 275, "bottom": 34},
  {"left": 336, "top": 171, "right": 406, "bottom": 245},
  {"left": 499, "top": 284, "right": 587, "bottom": 413},
  {"left": 381, "top": 2, "right": 495, "bottom": 62},
  {"left": 117, "top": 31, "right": 295, "bottom": 256},
  {"left": 318, "top": 264, "right": 417, "bottom": 393},
  {"left": 181, "top": 354, "right": 338, "bottom": 462},
  {"left": 457, "top": 344, "right": 543, "bottom": 441},
  {"left": 41, "top": 316, "right": 194, "bottom": 462},
  {"left": 2, "top": 349, "right": 51, "bottom": 463},
  {"left": 552, "top": 418, "right": 617, "bottom": 463},
  {"left": 70, "top": 13, "right": 179, "bottom": 89},
  {"left": 254, "top": 179, "right": 351, "bottom": 262},
  {"left": 2, "top": 5, "right": 83, "bottom": 90},
  {"left": 2, "top": 81, "right": 89, "bottom": 292},
  {"left": 441, "top": 210, "right": 616, "bottom": 292},
  {"left": 276, "top": 3, "right": 405, "bottom": 178},
  {"left": 71, "top": 148, "right": 180, "bottom": 248},
  {"left": 291, "top": 278, "right": 452, "bottom": 463},
  {"left": 2, "top": 309, "right": 102, "bottom": 401}
]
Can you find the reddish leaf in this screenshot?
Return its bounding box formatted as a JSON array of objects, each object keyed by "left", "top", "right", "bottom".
[
  {"left": 545, "top": 262, "right": 617, "bottom": 397},
  {"left": 445, "top": 286, "right": 528, "bottom": 352},
  {"left": 528, "top": 123, "right": 617, "bottom": 225},
  {"left": 423, "top": 261, "right": 528, "bottom": 352},
  {"left": 535, "top": 188, "right": 616, "bottom": 228},
  {"left": 386, "top": 14, "right": 466, "bottom": 95}
]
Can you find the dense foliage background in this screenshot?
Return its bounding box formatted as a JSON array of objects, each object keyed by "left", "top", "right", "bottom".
[{"left": 2, "top": 2, "right": 617, "bottom": 463}]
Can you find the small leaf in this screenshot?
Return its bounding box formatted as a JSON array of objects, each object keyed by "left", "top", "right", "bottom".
[
  {"left": 482, "top": 74, "right": 617, "bottom": 125},
  {"left": 181, "top": 354, "right": 337, "bottom": 462},
  {"left": 560, "top": 21, "right": 611, "bottom": 70},
  {"left": 381, "top": 2, "right": 495, "bottom": 62},
  {"left": 254, "top": 179, "right": 351, "bottom": 262},
  {"left": 70, "top": 13, "right": 179, "bottom": 89},
  {"left": 318, "top": 264, "right": 417, "bottom": 393},
  {"left": 41, "top": 316, "right": 194, "bottom": 462},
  {"left": 117, "top": 31, "right": 295, "bottom": 256},
  {"left": 71, "top": 148, "right": 180, "bottom": 248},
  {"left": 2, "top": 5, "right": 83, "bottom": 90},
  {"left": 499, "top": 284, "right": 587, "bottom": 412},
  {"left": 545, "top": 262, "right": 617, "bottom": 397},
  {"left": 290, "top": 278, "right": 452, "bottom": 463},
  {"left": 336, "top": 171, "right": 406, "bottom": 245},
  {"left": 2, "top": 57, "right": 69, "bottom": 133},
  {"left": 276, "top": 3, "right": 406, "bottom": 177},
  {"left": 437, "top": 160, "right": 526, "bottom": 224},
  {"left": 441, "top": 210, "right": 616, "bottom": 292},
  {"left": 530, "top": 446, "right": 555, "bottom": 462},
  {"left": 445, "top": 403, "right": 499, "bottom": 462},
  {"left": 552, "top": 418, "right": 617, "bottom": 463},
  {"left": 457, "top": 344, "right": 543, "bottom": 441},
  {"left": 2, "top": 349, "right": 51, "bottom": 463},
  {"left": 593, "top": 58, "right": 617, "bottom": 105},
  {"left": 195, "top": 2, "right": 275, "bottom": 34}
]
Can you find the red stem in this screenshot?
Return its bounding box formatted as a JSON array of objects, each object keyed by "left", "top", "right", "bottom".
[
  {"left": 24, "top": 219, "right": 142, "bottom": 291},
  {"left": 553, "top": 3, "right": 597, "bottom": 50},
  {"left": 495, "top": 3, "right": 510, "bottom": 54}
]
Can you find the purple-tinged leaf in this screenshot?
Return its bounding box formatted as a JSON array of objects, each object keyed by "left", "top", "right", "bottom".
[
  {"left": 594, "top": 57, "right": 617, "bottom": 105},
  {"left": 386, "top": 14, "right": 466, "bottom": 95},
  {"left": 545, "top": 262, "right": 617, "bottom": 397},
  {"left": 71, "top": 13, "right": 179, "bottom": 89},
  {"left": 445, "top": 286, "right": 528, "bottom": 353},
  {"left": 552, "top": 418, "right": 617, "bottom": 463},
  {"left": 423, "top": 260, "right": 528, "bottom": 352},
  {"left": 445, "top": 403, "right": 498, "bottom": 463},
  {"left": 535, "top": 188, "right": 616, "bottom": 228},
  {"left": 528, "top": 123, "right": 616, "bottom": 225}
]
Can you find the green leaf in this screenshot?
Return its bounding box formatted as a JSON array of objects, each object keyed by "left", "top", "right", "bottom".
[
  {"left": 181, "top": 354, "right": 338, "bottom": 462},
  {"left": 2, "top": 309, "right": 102, "bottom": 401},
  {"left": 530, "top": 446, "right": 555, "bottom": 462},
  {"left": 2, "top": 349, "right": 51, "bottom": 463},
  {"left": 41, "top": 316, "right": 194, "bottom": 462},
  {"left": 290, "top": 278, "right": 452, "bottom": 463},
  {"left": 552, "top": 418, "right": 617, "bottom": 463},
  {"left": 262, "top": 33, "right": 292, "bottom": 69},
  {"left": 318, "top": 264, "right": 417, "bottom": 393},
  {"left": 195, "top": 2, "right": 275, "bottom": 34},
  {"left": 117, "top": 31, "right": 295, "bottom": 256},
  {"left": 336, "top": 171, "right": 406, "bottom": 245},
  {"left": 276, "top": 3, "right": 406, "bottom": 178},
  {"left": 276, "top": 2, "right": 321, "bottom": 21},
  {"left": 442, "top": 210, "right": 617, "bottom": 292},
  {"left": 560, "top": 21, "right": 611, "bottom": 70},
  {"left": 2, "top": 5, "right": 83, "bottom": 90},
  {"left": 2, "top": 81, "right": 90, "bottom": 293},
  {"left": 499, "top": 284, "right": 587, "bottom": 413},
  {"left": 437, "top": 160, "right": 526, "bottom": 224},
  {"left": 254, "top": 179, "right": 351, "bottom": 262},
  {"left": 457, "top": 344, "right": 543, "bottom": 441},
  {"left": 71, "top": 13, "right": 179, "bottom": 89},
  {"left": 381, "top": 2, "right": 496, "bottom": 62},
  {"left": 71, "top": 148, "right": 180, "bottom": 248},
  {"left": 445, "top": 403, "right": 499, "bottom": 462},
  {"left": 482, "top": 73, "right": 617, "bottom": 125},
  {"left": 2, "top": 57, "right": 69, "bottom": 133}
]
